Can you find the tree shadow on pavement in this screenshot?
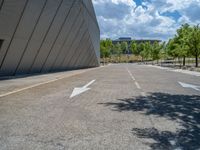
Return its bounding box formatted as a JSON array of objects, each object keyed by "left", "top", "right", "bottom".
[{"left": 99, "top": 93, "right": 200, "bottom": 150}]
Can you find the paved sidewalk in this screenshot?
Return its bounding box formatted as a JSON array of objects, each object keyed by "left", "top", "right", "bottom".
[{"left": 0, "top": 68, "right": 95, "bottom": 97}]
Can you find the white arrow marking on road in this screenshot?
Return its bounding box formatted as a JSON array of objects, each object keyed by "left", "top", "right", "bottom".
[
  {"left": 70, "top": 80, "right": 96, "bottom": 98},
  {"left": 178, "top": 82, "right": 200, "bottom": 91}
]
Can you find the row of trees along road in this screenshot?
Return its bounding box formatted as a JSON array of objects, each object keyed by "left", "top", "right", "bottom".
[
  {"left": 100, "top": 23, "right": 200, "bottom": 67},
  {"left": 167, "top": 24, "right": 200, "bottom": 67}
]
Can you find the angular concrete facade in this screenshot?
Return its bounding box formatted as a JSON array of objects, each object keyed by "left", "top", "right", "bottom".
[{"left": 0, "top": 0, "right": 100, "bottom": 77}]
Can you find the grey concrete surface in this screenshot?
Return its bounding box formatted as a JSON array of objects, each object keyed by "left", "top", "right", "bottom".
[
  {"left": 0, "top": 64, "right": 199, "bottom": 150},
  {"left": 0, "top": 68, "right": 94, "bottom": 96},
  {"left": 0, "top": 0, "right": 100, "bottom": 77}
]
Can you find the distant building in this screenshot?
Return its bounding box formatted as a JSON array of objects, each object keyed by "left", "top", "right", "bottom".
[
  {"left": 112, "top": 37, "right": 132, "bottom": 45},
  {"left": 135, "top": 39, "right": 162, "bottom": 45},
  {"left": 112, "top": 37, "right": 161, "bottom": 45}
]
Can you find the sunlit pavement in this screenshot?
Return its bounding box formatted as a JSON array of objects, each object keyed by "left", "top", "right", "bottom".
[{"left": 0, "top": 64, "right": 199, "bottom": 150}]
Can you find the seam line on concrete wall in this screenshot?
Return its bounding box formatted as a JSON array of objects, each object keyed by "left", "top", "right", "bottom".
[
  {"left": 13, "top": 0, "right": 48, "bottom": 75},
  {"left": 86, "top": 44, "right": 96, "bottom": 67},
  {"left": 86, "top": 50, "right": 94, "bottom": 67},
  {"left": 82, "top": 4, "right": 99, "bottom": 66},
  {"left": 80, "top": 42, "right": 92, "bottom": 67},
  {"left": 80, "top": 43, "right": 92, "bottom": 68},
  {"left": 29, "top": 0, "right": 64, "bottom": 74},
  {"left": 81, "top": 0, "right": 99, "bottom": 32},
  {"left": 40, "top": 0, "right": 77, "bottom": 73},
  {"left": 59, "top": 20, "right": 85, "bottom": 70},
  {"left": 61, "top": 23, "right": 87, "bottom": 68},
  {"left": 52, "top": 9, "right": 84, "bottom": 70},
  {"left": 78, "top": 35, "right": 94, "bottom": 68},
  {"left": 69, "top": 32, "right": 88, "bottom": 68},
  {"left": 69, "top": 7, "right": 88, "bottom": 67},
  {"left": 73, "top": 33, "right": 90, "bottom": 68},
  {"left": 0, "top": 0, "right": 4, "bottom": 11},
  {"left": 66, "top": 29, "right": 88, "bottom": 68},
  {"left": 91, "top": 51, "right": 97, "bottom": 66},
  {"left": 0, "top": 39, "right": 3, "bottom": 50},
  {"left": 72, "top": 31, "right": 90, "bottom": 68},
  {"left": 50, "top": 6, "right": 82, "bottom": 71},
  {"left": 87, "top": 30, "right": 99, "bottom": 66},
  {"left": 61, "top": 9, "right": 86, "bottom": 69},
  {"left": 0, "top": 0, "right": 29, "bottom": 69},
  {"left": 87, "top": 23, "right": 100, "bottom": 65}
]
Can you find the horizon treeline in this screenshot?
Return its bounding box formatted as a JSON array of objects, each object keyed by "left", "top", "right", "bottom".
[{"left": 100, "top": 23, "right": 200, "bottom": 67}]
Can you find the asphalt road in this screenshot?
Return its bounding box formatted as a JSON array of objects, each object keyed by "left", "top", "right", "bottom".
[{"left": 0, "top": 64, "right": 199, "bottom": 150}]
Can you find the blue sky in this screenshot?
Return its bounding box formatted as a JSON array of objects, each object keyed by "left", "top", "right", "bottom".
[{"left": 92, "top": 0, "right": 200, "bottom": 41}]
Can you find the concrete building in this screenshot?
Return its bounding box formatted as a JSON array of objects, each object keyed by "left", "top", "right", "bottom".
[
  {"left": 113, "top": 37, "right": 161, "bottom": 45},
  {"left": 112, "top": 37, "right": 132, "bottom": 45},
  {"left": 0, "top": 0, "right": 100, "bottom": 77}
]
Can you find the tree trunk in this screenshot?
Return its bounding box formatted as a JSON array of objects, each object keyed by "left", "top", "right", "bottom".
[
  {"left": 195, "top": 55, "right": 198, "bottom": 67},
  {"left": 174, "top": 58, "right": 176, "bottom": 67},
  {"left": 183, "top": 56, "right": 186, "bottom": 66},
  {"left": 178, "top": 58, "right": 181, "bottom": 68}
]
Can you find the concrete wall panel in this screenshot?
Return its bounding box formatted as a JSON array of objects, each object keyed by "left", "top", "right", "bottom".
[
  {"left": 0, "top": 0, "right": 27, "bottom": 72},
  {"left": 42, "top": 2, "right": 81, "bottom": 72},
  {"left": 0, "top": 0, "right": 4, "bottom": 11},
  {"left": 0, "top": 0, "right": 100, "bottom": 77},
  {"left": 81, "top": 44, "right": 94, "bottom": 68},
  {"left": 30, "top": 0, "right": 74, "bottom": 73},
  {"left": 16, "top": 0, "right": 62, "bottom": 74},
  {"left": 69, "top": 31, "right": 90, "bottom": 69},
  {"left": 0, "top": 0, "right": 46, "bottom": 76},
  {"left": 61, "top": 22, "right": 88, "bottom": 69},
  {"left": 73, "top": 34, "right": 90, "bottom": 69},
  {"left": 51, "top": 7, "right": 83, "bottom": 71},
  {"left": 75, "top": 38, "right": 92, "bottom": 68}
]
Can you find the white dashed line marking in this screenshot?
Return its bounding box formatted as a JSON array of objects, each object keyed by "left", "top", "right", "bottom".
[
  {"left": 126, "top": 67, "right": 136, "bottom": 81},
  {"left": 135, "top": 81, "right": 141, "bottom": 89},
  {"left": 126, "top": 67, "right": 142, "bottom": 90}
]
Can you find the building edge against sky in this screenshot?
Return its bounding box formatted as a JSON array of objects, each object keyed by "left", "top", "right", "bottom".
[{"left": 0, "top": 0, "right": 100, "bottom": 77}]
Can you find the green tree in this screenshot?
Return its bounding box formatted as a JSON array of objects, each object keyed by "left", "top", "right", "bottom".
[
  {"left": 100, "top": 39, "right": 113, "bottom": 58},
  {"left": 130, "top": 41, "right": 139, "bottom": 55},
  {"left": 175, "top": 23, "right": 191, "bottom": 66},
  {"left": 100, "top": 39, "right": 113, "bottom": 64},
  {"left": 160, "top": 42, "right": 168, "bottom": 60},
  {"left": 145, "top": 42, "right": 151, "bottom": 59},
  {"left": 166, "top": 23, "right": 200, "bottom": 67},
  {"left": 166, "top": 38, "right": 179, "bottom": 59},
  {"left": 187, "top": 25, "right": 200, "bottom": 67},
  {"left": 121, "top": 42, "right": 128, "bottom": 54},
  {"left": 100, "top": 44, "right": 109, "bottom": 58},
  {"left": 105, "top": 39, "right": 113, "bottom": 51},
  {"left": 139, "top": 43, "right": 149, "bottom": 61},
  {"left": 151, "top": 41, "right": 162, "bottom": 62},
  {"left": 114, "top": 42, "right": 122, "bottom": 56}
]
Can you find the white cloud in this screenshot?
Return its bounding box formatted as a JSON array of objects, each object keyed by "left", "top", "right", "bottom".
[{"left": 92, "top": 0, "right": 200, "bottom": 41}]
